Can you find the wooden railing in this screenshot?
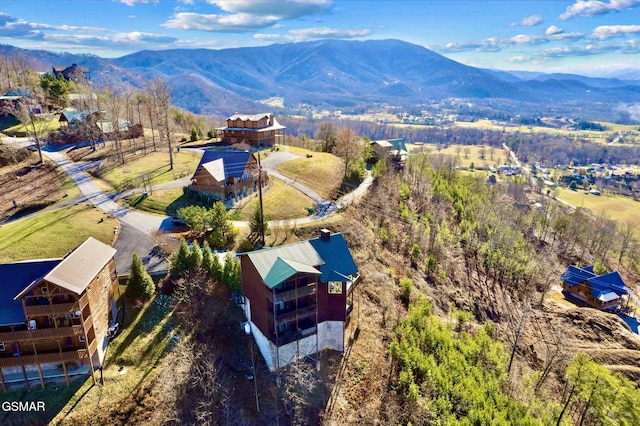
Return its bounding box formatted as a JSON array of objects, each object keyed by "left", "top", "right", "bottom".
[
  {"left": 269, "top": 284, "right": 317, "bottom": 303},
  {"left": 24, "top": 302, "right": 77, "bottom": 317},
  {"left": 8, "top": 325, "right": 82, "bottom": 341},
  {"left": 0, "top": 349, "right": 85, "bottom": 368},
  {"left": 275, "top": 305, "right": 317, "bottom": 324}
]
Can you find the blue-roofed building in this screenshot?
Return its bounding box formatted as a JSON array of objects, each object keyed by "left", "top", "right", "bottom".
[
  {"left": 562, "top": 264, "right": 632, "bottom": 312},
  {"left": 240, "top": 229, "right": 360, "bottom": 371},
  {"left": 189, "top": 150, "right": 267, "bottom": 204}
]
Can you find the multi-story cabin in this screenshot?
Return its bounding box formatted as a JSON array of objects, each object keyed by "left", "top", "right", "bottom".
[
  {"left": 189, "top": 150, "right": 267, "bottom": 203},
  {"left": 240, "top": 229, "right": 359, "bottom": 371},
  {"left": 0, "top": 237, "right": 119, "bottom": 391},
  {"left": 562, "top": 264, "right": 632, "bottom": 312},
  {"left": 217, "top": 113, "right": 286, "bottom": 147}
]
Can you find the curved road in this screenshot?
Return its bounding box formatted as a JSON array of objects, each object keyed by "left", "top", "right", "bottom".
[{"left": 6, "top": 140, "right": 373, "bottom": 273}]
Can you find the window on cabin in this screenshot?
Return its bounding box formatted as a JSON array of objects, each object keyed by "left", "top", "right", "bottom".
[
  {"left": 0, "top": 343, "right": 5, "bottom": 351},
  {"left": 328, "top": 282, "right": 342, "bottom": 294}
]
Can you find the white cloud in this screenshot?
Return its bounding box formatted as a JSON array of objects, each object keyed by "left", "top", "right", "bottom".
[
  {"left": 560, "top": 0, "right": 640, "bottom": 20},
  {"left": 442, "top": 31, "right": 583, "bottom": 53},
  {"left": 255, "top": 26, "right": 371, "bottom": 42},
  {"left": 520, "top": 15, "right": 543, "bottom": 26},
  {"left": 546, "top": 25, "right": 564, "bottom": 35},
  {"left": 164, "top": 0, "right": 333, "bottom": 33},
  {"left": 163, "top": 12, "right": 280, "bottom": 32},
  {"left": 112, "top": 32, "right": 178, "bottom": 44},
  {"left": 120, "top": 0, "right": 159, "bottom": 6},
  {"left": 288, "top": 27, "right": 371, "bottom": 39},
  {"left": 592, "top": 25, "right": 640, "bottom": 39},
  {"left": 206, "top": 0, "right": 332, "bottom": 19}
]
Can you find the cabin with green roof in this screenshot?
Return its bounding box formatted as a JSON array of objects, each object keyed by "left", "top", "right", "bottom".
[{"left": 239, "top": 229, "right": 360, "bottom": 371}]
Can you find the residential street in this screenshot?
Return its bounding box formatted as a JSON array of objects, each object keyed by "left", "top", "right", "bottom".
[{"left": 3, "top": 139, "right": 374, "bottom": 274}]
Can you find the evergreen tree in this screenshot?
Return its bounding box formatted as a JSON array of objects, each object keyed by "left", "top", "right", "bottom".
[
  {"left": 249, "top": 204, "right": 270, "bottom": 240},
  {"left": 188, "top": 240, "right": 203, "bottom": 271},
  {"left": 201, "top": 240, "right": 213, "bottom": 273},
  {"left": 127, "top": 253, "right": 155, "bottom": 300},
  {"left": 170, "top": 238, "right": 191, "bottom": 277},
  {"left": 210, "top": 249, "right": 222, "bottom": 281}
]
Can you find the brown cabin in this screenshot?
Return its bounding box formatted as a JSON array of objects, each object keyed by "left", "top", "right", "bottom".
[
  {"left": 240, "top": 229, "right": 359, "bottom": 371},
  {"left": 216, "top": 113, "right": 286, "bottom": 147},
  {"left": 0, "top": 237, "right": 120, "bottom": 391}
]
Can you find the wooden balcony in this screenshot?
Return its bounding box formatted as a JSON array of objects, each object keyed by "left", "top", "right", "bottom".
[
  {"left": 0, "top": 349, "right": 85, "bottom": 368},
  {"left": 24, "top": 302, "right": 77, "bottom": 317},
  {"left": 269, "top": 284, "right": 317, "bottom": 303},
  {"left": 275, "top": 305, "right": 317, "bottom": 324},
  {"left": 8, "top": 325, "right": 83, "bottom": 341}
]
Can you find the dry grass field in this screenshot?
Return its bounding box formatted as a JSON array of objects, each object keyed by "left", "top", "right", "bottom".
[
  {"left": 276, "top": 146, "right": 343, "bottom": 199},
  {"left": 0, "top": 153, "right": 79, "bottom": 221},
  {"left": 556, "top": 187, "right": 640, "bottom": 227}
]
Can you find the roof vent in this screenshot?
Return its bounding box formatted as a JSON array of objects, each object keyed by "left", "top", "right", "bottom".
[{"left": 320, "top": 228, "right": 331, "bottom": 242}]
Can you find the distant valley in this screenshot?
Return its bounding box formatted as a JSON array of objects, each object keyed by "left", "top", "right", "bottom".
[{"left": 2, "top": 39, "right": 639, "bottom": 122}]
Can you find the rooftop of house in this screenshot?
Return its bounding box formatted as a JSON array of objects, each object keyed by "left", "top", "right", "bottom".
[
  {"left": 59, "top": 110, "right": 103, "bottom": 124},
  {"left": 562, "top": 264, "right": 632, "bottom": 303},
  {"left": 372, "top": 138, "right": 408, "bottom": 153},
  {"left": 217, "top": 113, "right": 286, "bottom": 132},
  {"left": 0, "top": 259, "right": 62, "bottom": 327},
  {"left": 0, "top": 89, "right": 32, "bottom": 100},
  {"left": 242, "top": 230, "right": 358, "bottom": 289},
  {"left": 195, "top": 150, "right": 256, "bottom": 180}
]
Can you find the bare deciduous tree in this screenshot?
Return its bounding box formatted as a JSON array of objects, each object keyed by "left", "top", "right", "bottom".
[
  {"left": 332, "top": 127, "right": 363, "bottom": 181},
  {"left": 146, "top": 78, "right": 174, "bottom": 169}
]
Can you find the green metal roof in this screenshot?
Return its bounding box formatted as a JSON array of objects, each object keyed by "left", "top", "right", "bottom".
[
  {"left": 243, "top": 232, "right": 358, "bottom": 289},
  {"left": 264, "top": 257, "right": 320, "bottom": 289},
  {"left": 245, "top": 240, "right": 324, "bottom": 288}
]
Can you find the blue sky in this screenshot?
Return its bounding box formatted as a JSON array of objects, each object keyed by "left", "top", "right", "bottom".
[{"left": 1, "top": 0, "right": 639, "bottom": 77}]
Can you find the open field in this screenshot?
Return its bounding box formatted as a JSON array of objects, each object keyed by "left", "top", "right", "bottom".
[
  {"left": 411, "top": 143, "right": 506, "bottom": 168},
  {"left": 556, "top": 187, "right": 640, "bottom": 227},
  {"left": 234, "top": 179, "right": 314, "bottom": 221},
  {"left": 277, "top": 146, "right": 343, "bottom": 199},
  {"left": 0, "top": 204, "right": 118, "bottom": 262},
  {"left": 94, "top": 151, "right": 200, "bottom": 191},
  {"left": 0, "top": 153, "right": 80, "bottom": 221}
]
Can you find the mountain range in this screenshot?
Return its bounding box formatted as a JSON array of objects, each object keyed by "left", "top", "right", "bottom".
[{"left": 2, "top": 39, "right": 639, "bottom": 121}]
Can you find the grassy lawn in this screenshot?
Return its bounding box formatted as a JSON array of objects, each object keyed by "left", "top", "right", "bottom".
[
  {"left": 0, "top": 204, "right": 118, "bottom": 262},
  {"left": 234, "top": 179, "right": 314, "bottom": 221},
  {"left": 96, "top": 151, "right": 201, "bottom": 191},
  {"left": 2, "top": 118, "right": 61, "bottom": 137},
  {"left": 276, "top": 147, "right": 343, "bottom": 199},
  {"left": 120, "top": 187, "right": 190, "bottom": 216},
  {"left": 416, "top": 143, "right": 505, "bottom": 168},
  {"left": 556, "top": 187, "right": 640, "bottom": 227}
]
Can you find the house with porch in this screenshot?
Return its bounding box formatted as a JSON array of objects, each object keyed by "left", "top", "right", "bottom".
[
  {"left": 216, "top": 113, "right": 285, "bottom": 147},
  {"left": 189, "top": 150, "right": 267, "bottom": 204},
  {"left": 240, "top": 229, "right": 360, "bottom": 371},
  {"left": 0, "top": 237, "right": 120, "bottom": 391},
  {"left": 561, "top": 265, "right": 632, "bottom": 312},
  {"left": 371, "top": 138, "right": 408, "bottom": 166}
]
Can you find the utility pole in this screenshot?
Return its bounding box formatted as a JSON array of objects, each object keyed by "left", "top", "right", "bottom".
[
  {"left": 257, "top": 152, "right": 265, "bottom": 247},
  {"left": 508, "top": 308, "right": 530, "bottom": 373}
]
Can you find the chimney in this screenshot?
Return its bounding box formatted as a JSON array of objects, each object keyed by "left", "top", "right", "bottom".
[{"left": 320, "top": 228, "right": 331, "bottom": 242}]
